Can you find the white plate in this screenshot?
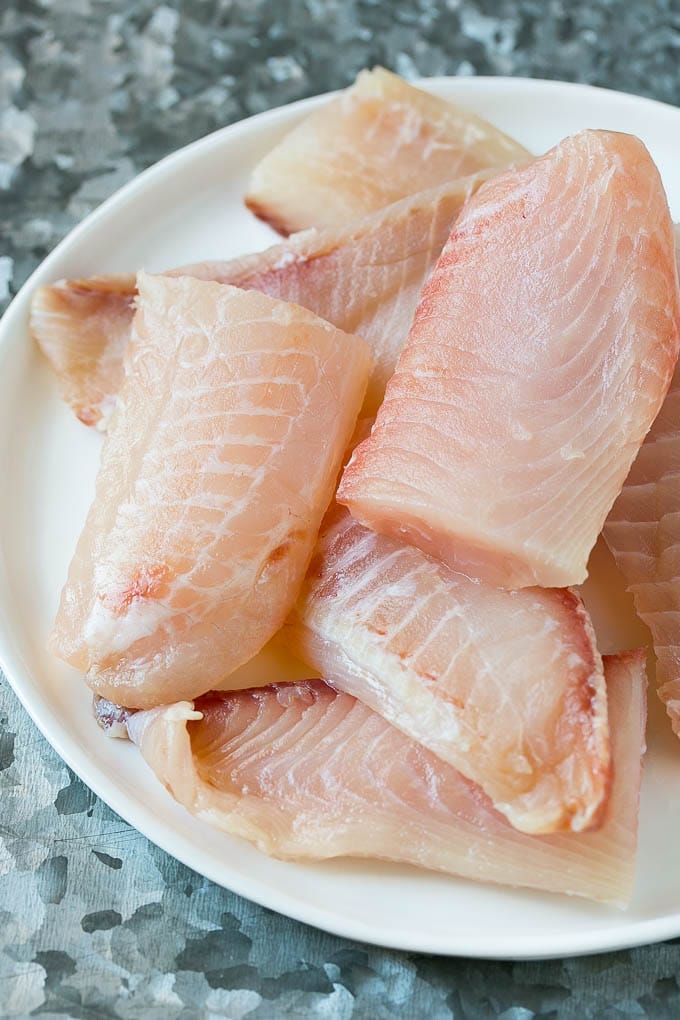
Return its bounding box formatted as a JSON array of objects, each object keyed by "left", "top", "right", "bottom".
[{"left": 1, "top": 76, "right": 679, "bottom": 960}]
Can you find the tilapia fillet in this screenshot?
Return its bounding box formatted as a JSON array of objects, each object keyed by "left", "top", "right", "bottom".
[
  {"left": 245, "top": 66, "right": 529, "bottom": 234},
  {"left": 604, "top": 226, "right": 680, "bottom": 734},
  {"left": 339, "top": 130, "right": 680, "bottom": 590},
  {"left": 31, "top": 175, "right": 489, "bottom": 428},
  {"left": 33, "top": 273, "right": 136, "bottom": 428},
  {"left": 50, "top": 274, "right": 371, "bottom": 709},
  {"left": 127, "top": 651, "right": 645, "bottom": 904},
  {"left": 280, "top": 505, "right": 609, "bottom": 835}
]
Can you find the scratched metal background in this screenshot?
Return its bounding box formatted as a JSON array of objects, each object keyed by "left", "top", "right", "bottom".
[{"left": 2, "top": 1, "right": 680, "bottom": 1017}]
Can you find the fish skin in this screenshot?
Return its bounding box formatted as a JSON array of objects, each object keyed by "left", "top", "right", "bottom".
[
  {"left": 93, "top": 695, "right": 135, "bottom": 739},
  {"left": 338, "top": 130, "right": 680, "bottom": 590},
  {"left": 279, "top": 503, "right": 609, "bottom": 836},
  {"left": 31, "top": 173, "right": 490, "bottom": 428},
  {"left": 604, "top": 226, "right": 680, "bottom": 735},
  {"left": 126, "top": 650, "right": 645, "bottom": 905},
  {"left": 50, "top": 273, "right": 371, "bottom": 709},
  {"left": 245, "top": 66, "right": 530, "bottom": 235}
]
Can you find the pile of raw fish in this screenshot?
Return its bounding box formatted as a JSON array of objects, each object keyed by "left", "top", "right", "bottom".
[{"left": 32, "top": 68, "right": 680, "bottom": 906}]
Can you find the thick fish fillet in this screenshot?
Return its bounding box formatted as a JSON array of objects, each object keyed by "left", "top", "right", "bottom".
[
  {"left": 280, "top": 504, "right": 609, "bottom": 835},
  {"left": 338, "top": 130, "right": 680, "bottom": 590},
  {"left": 31, "top": 174, "right": 489, "bottom": 428},
  {"left": 604, "top": 226, "right": 680, "bottom": 734},
  {"left": 245, "top": 66, "right": 529, "bottom": 234},
  {"left": 50, "top": 273, "right": 371, "bottom": 709},
  {"left": 127, "top": 651, "right": 645, "bottom": 904}
]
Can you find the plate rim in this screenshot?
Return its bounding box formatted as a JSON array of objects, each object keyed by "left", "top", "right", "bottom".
[{"left": 2, "top": 74, "right": 680, "bottom": 959}]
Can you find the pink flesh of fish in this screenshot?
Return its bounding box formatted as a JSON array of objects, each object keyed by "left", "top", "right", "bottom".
[
  {"left": 245, "top": 66, "right": 529, "bottom": 235},
  {"left": 33, "top": 273, "right": 136, "bottom": 429},
  {"left": 31, "top": 174, "right": 489, "bottom": 429},
  {"left": 604, "top": 226, "right": 680, "bottom": 735},
  {"left": 127, "top": 651, "right": 645, "bottom": 905},
  {"left": 279, "top": 503, "right": 609, "bottom": 836},
  {"left": 338, "top": 130, "right": 680, "bottom": 590},
  {"left": 50, "top": 273, "right": 371, "bottom": 709}
]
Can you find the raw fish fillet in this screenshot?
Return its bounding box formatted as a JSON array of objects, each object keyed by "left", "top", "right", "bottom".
[
  {"left": 338, "top": 130, "right": 680, "bottom": 590},
  {"left": 245, "top": 66, "right": 529, "bottom": 234},
  {"left": 280, "top": 504, "right": 609, "bottom": 835},
  {"left": 50, "top": 273, "right": 371, "bottom": 709},
  {"left": 127, "top": 651, "right": 645, "bottom": 904},
  {"left": 33, "top": 273, "right": 136, "bottom": 428},
  {"left": 31, "top": 175, "right": 488, "bottom": 428},
  {"left": 604, "top": 226, "right": 680, "bottom": 734}
]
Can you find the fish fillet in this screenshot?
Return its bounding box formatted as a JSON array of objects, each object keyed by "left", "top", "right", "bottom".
[
  {"left": 33, "top": 273, "right": 137, "bottom": 428},
  {"left": 604, "top": 226, "right": 680, "bottom": 734},
  {"left": 280, "top": 504, "right": 609, "bottom": 835},
  {"left": 127, "top": 651, "right": 645, "bottom": 904},
  {"left": 31, "top": 174, "right": 489, "bottom": 428},
  {"left": 338, "top": 130, "right": 680, "bottom": 589},
  {"left": 245, "top": 66, "right": 529, "bottom": 234},
  {"left": 50, "top": 273, "right": 371, "bottom": 708}
]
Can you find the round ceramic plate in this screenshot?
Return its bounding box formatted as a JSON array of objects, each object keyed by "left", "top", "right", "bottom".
[{"left": 1, "top": 77, "right": 679, "bottom": 960}]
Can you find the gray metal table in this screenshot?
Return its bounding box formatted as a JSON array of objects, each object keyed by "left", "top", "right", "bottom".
[{"left": 2, "top": 1, "right": 680, "bottom": 1016}]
